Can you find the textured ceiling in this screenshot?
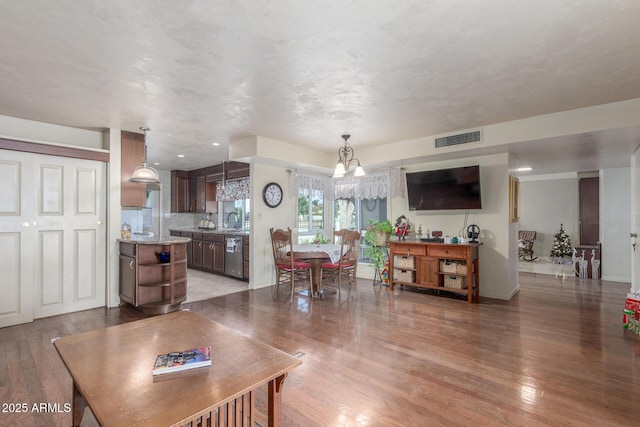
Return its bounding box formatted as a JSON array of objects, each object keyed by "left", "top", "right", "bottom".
[{"left": 1, "top": 1, "right": 640, "bottom": 172}]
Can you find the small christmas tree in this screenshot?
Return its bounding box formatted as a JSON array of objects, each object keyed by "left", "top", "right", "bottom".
[{"left": 549, "top": 223, "right": 573, "bottom": 259}]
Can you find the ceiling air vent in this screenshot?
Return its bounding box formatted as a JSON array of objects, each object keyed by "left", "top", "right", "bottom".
[{"left": 435, "top": 130, "right": 481, "bottom": 148}]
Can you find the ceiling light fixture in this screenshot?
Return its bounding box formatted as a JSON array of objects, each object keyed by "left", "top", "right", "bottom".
[
  {"left": 333, "top": 134, "right": 365, "bottom": 178},
  {"left": 517, "top": 167, "right": 532, "bottom": 172},
  {"left": 130, "top": 127, "right": 160, "bottom": 184}
]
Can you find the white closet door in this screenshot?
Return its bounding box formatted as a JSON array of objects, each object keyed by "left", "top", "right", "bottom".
[{"left": 0, "top": 149, "right": 107, "bottom": 327}]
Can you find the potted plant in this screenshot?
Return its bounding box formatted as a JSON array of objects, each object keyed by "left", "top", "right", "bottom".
[{"left": 364, "top": 219, "right": 393, "bottom": 272}]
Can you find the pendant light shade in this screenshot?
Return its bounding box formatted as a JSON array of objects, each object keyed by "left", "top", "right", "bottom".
[{"left": 130, "top": 127, "right": 160, "bottom": 184}]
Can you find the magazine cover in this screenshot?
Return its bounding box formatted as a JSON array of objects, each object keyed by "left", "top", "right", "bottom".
[{"left": 152, "top": 346, "right": 212, "bottom": 376}]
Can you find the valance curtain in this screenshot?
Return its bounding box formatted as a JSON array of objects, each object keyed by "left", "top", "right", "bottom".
[
  {"left": 288, "top": 171, "right": 331, "bottom": 197},
  {"left": 216, "top": 177, "right": 250, "bottom": 202},
  {"left": 333, "top": 168, "right": 405, "bottom": 200}
]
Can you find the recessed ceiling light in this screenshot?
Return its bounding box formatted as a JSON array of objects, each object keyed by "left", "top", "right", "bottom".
[
  {"left": 212, "top": 142, "right": 220, "bottom": 146},
  {"left": 517, "top": 167, "right": 532, "bottom": 172},
  {"left": 178, "top": 154, "right": 185, "bottom": 158},
  {"left": 153, "top": 162, "right": 160, "bottom": 166}
]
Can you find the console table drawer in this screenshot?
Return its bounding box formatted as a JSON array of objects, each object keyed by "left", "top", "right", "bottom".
[
  {"left": 391, "top": 244, "right": 426, "bottom": 257},
  {"left": 428, "top": 245, "right": 466, "bottom": 259}
]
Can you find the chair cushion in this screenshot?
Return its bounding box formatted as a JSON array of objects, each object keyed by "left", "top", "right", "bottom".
[
  {"left": 321, "top": 261, "right": 355, "bottom": 269},
  {"left": 321, "top": 261, "right": 339, "bottom": 269}
]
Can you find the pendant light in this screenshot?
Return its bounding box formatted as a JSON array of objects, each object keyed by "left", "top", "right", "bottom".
[
  {"left": 219, "top": 161, "right": 226, "bottom": 190},
  {"left": 130, "top": 127, "right": 160, "bottom": 184},
  {"left": 333, "top": 134, "right": 365, "bottom": 178}
]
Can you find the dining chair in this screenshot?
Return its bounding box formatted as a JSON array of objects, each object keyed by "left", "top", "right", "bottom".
[
  {"left": 321, "top": 229, "right": 361, "bottom": 299},
  {"left": 333, "top": 229, "right": 346, "bottom": 245},
  {"left": 270, "top": 227, "right": 313, "bottom": 303}
]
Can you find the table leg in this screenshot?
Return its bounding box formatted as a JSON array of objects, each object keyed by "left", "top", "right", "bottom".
[
  {"left": 309, "top": 259, "right": 323, "bottom": 295},
  {"left": 72, "top": 382, "right": 86, "bottom": 427},
  {"left": 267, "top": 373, "right": 288, "bottom": 427}
]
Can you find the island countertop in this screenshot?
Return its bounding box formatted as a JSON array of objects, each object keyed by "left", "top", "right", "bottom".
[
  {"left": 169, "top": 228, "right": 250, "bottom": 236},
  {"left": 118, "top": 236, "right": 191, "bottom": 244}
]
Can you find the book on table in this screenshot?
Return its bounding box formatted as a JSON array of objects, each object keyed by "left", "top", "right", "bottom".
[{"left": 152, "top": 346, "right": 212, "bottom": 376}]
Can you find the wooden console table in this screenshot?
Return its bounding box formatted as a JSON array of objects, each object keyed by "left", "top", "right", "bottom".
[
  {"left": 53, "top": 311, "right": 301, "bottom": 427},
  {"left": 389, "top": 240, "right": 481, "bottom": 303}
]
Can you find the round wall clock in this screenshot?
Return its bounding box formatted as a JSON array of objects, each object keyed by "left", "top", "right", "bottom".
[{"left": 262, "top": 182, "right": 283, "bottom": 208}]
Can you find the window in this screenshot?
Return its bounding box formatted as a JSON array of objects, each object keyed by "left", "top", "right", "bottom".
[
  {"left": 334, "top": 196, "right": 387, "bottom": 261},
  {"left": 220, "top": 199, "right": 250, "bottom": 230},
  {"left": 297, "top": 187, "right": 324, "bottom": 243}
]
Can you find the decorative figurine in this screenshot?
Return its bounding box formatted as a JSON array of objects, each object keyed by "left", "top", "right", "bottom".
[{"left": 395, "top": 215, "right": 409, "bottom": 240}]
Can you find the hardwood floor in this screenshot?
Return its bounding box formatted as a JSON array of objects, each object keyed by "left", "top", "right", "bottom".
[{"left": 1, "top": 273, "right": 639, "bottom": 426}]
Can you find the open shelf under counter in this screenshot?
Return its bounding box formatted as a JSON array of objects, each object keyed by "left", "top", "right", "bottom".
[{"left": 118, "top": 236, "right": 190, "bottom": 314}]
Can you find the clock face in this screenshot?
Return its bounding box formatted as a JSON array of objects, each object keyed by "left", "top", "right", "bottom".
[{"left": 263, "top": 182, "right": 283, "bottom": 208}]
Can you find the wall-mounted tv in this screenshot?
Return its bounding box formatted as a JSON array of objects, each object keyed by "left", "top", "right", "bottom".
[{"left": 406, "top": 165, "right": 482, "bottom": 211}]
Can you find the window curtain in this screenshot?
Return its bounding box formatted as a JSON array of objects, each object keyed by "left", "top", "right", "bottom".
[
  {"left": 333, "top": 168, "right": 405, "bottom": 200},
  {"left": 216, "top": 177, "right": 250, "bottom": 202},
  {"left": 288, "top": 171, "right": 331, "bottom": 197}
]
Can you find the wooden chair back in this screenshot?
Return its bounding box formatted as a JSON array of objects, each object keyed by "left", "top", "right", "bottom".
[
  {"left": 333, "top": 229, "right": 347, "bottom": 244},
  {"left": 340, "top": 230, "right": 361, "bottom": 268},
  {"left": 270, "top": 228, "right": 293, "bottom": 268}
]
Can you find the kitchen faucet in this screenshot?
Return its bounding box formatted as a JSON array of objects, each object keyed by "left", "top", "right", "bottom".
[{"left": 227, "top": 211, "right": 239, "bottom": 229}]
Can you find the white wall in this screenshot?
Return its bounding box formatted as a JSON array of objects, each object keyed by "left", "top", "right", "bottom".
[
  {"left": 249, "top": 162, "right": 296, "bottom": 289},
  {"left": 519, "top": 174, "right": 579, "bottom": 258},
  {"left": 601, "top": 167, "right": 631, "bottom": 282}
]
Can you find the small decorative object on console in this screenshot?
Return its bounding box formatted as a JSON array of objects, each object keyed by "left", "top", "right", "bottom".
[{"left": 395, "top": 215, "right": 410, "bottom": 240}]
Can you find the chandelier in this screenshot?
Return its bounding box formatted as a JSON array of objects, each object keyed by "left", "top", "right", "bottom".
[
  {"left": 333, "top": 134, "right": 365, "bottom": 178},
  {"left": 130, "top": 127, "right": 160, "bottom": 184}
]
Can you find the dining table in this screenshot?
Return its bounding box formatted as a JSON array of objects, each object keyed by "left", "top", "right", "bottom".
[{"left": 291, "top": 243, "right": 345, "bottom": 295}]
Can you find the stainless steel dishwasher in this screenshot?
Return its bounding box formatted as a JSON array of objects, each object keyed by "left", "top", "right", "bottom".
[{"left": 224, "top": 236, "right": 244, "bottom": 278}]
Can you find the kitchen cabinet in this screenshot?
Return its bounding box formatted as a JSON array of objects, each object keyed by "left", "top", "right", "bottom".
[
  {"left": 213, "top": 235, "right": 225, "bottom": 274},
  {"left": 191, "top": 232, "right": 204, "bottom": 269},
  {"left": 121, "top": 131, "right": 146, "bottom": 207},
  {"left": 195, "top": 174, "right": 206, "bottom": 212},
  {"left": 119, "top": 240, "right": 188, "bottom": 314},
  {"left": 243, "top": 236, "right": 250, "bottom": 279},
  {"left": 171, "top": 170, "right": 191, "bottom": 212}
]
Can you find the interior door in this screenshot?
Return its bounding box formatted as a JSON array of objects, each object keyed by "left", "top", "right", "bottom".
[
  {"left": 579, "top": 176, "right": 600, "bottom": 245},
  {"left": 631, "top": 148, "right": 640, "bottom": 294},
  {"left": 0, "top": 150, "right": 106, "bottom": 327}
]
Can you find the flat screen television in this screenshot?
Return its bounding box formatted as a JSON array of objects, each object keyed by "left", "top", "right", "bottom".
[{"left": 406, "top": 165, "right": 482, "bottom": 211}]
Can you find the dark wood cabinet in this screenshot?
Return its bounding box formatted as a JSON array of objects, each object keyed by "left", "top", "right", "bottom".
[
  {"left": 121, "top": 131, "right": 146, "bottom": 207},
  {"left": 191, "top": 233, "right": 204, "bottom": 269},
  {"left": 213, "top": 235, "right": 225, "bottom": 274},
  {"left": 171, "top": 170, "right": 191, "bottom": 212},
  {"left": 242, "top": 236, "right": 250, "bottom": 279},
  {"left": 195, "top": 174, "right": 206, "bottom": 213},
  {"left": 119, "top": 254, "right": 136, "bottom": 305}
]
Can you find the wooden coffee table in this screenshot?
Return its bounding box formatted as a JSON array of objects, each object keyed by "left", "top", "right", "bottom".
[{"left": 53, "top": 311, "right": 301, "bottom": 426}]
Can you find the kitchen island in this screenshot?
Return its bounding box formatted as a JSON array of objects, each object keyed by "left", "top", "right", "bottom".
[{"left": 119, "top": 236, "right": 191, "bottom": 314}]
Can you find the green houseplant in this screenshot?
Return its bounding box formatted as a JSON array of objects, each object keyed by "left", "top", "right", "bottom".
[{"left": 364, "top": 219, "right": 393, "bottom": 272}]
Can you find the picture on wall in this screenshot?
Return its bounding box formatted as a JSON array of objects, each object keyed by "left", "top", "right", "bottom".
[{"left": 509, "top": 176, "right": 520, "bottom": 222}]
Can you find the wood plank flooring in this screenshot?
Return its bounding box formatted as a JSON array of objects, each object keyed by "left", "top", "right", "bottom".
[{"left": 1, "top": 273, "right": 639, "bottom": 426}]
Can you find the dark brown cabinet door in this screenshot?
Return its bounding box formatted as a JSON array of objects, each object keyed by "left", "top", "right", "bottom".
[
  {"left": 579, "top": 177, "right": 599, "bottom": 245},
  {"left": 121, "top": 131, "right": 146, "bottom": 207},
  {"left": 203, "top": 241, "right": 214, "bottom": 272},
  {"left": 213, "top": 241, "right": 225, "bottom": 274},
  {"left": 195, "top": 174, "right": 206, "bottom": 213},
  {"left": 171, "top": 171, "right": 191, "bottom": 213},
  {"left": 119, "top": 255, "right": 136, "bottom": 305},
  {"left": 192, "top": 239, "right": 203, "bottom": 269}
]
